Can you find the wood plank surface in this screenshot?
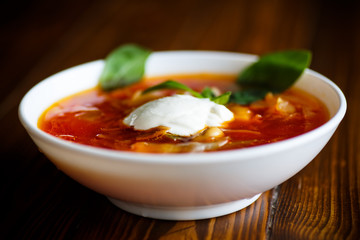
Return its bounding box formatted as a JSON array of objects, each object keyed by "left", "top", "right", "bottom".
[{"left": 1, "top": 0, "right": 359, "bottom": 239}]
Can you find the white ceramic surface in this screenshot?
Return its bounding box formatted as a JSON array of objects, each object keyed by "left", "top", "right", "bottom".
[{"left": 19, "top": 51, "right": 346, "bottom": 220}]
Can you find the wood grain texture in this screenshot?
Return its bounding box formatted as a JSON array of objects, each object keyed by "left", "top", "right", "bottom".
[{"left": 1, "top": 0, "right": 359, "bottom": 239}]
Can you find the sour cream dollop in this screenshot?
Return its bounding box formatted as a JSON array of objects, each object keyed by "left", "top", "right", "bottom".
[{"left": 123, "top": 94, "right": 234, "bottom": 136}]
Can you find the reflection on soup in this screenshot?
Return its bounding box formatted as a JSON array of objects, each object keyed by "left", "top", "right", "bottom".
[{"left": 38, "top": 74, "right": 329, "bottom": 153}]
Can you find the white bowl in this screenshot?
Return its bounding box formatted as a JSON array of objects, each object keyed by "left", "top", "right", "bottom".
[{"left": 19, "top": 51, "right": 346, "bottom": 220}]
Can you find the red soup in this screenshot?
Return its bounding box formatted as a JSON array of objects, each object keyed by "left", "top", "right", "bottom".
[{"left": 38, "top": 74, "right": 329, "bottom": 153}]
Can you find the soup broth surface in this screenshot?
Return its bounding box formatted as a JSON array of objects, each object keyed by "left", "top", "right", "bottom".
[{"left": 38, "top": 74, "right": 329, "bottom": 153}]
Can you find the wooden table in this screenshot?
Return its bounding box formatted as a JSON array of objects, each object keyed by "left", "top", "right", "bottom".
[{"left": 1, "top": 0, "right": 359, "bottom": 239}]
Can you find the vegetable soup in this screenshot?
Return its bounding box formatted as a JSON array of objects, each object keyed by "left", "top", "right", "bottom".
[{"left": 38, "top": 74, "right": 329, "bottom": 153}]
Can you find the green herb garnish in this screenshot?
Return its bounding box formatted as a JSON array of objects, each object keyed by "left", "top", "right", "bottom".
[
  {"left": 231, "top": 50, "right": 311, "bottom": 104},
  {"left": 98, "top": 45, "right": 311, "bottom": 105},
  {"left": 143, "top": 80, "right": 203, "bottom": 98},
  {"left": 211, "top": 92, "right": 232, "bottom": 105},
  {"left": 99, "top": 44, "right": 151, "bottom": 91},
  {"left": 201, "top": 87, "right": 232, "bottom": 105},
  {"left": 143, "top": 80, "right": 232, "bottom": 105},
  {"left": 230, "top": 89, "right": 269, "bottom": 105},
  {"left": 200, "top": 87, "right": 215, "bottom": 99}
]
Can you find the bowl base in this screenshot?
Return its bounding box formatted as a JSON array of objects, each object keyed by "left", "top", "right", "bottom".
[{"left": 107, "top": 193, "right": 261, "bottom": 220}]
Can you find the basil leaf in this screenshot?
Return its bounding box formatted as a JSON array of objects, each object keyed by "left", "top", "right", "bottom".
[
  {"left": 201, "top": 87, "right": 216, "bottom": 99},
  {"left": 231, "top": 50, "right": 311, "bottom": 105},
  {"left": 143, "top": 80, "right": 231, "bottom": 105},
  {"left": 143, "top": 80, "right": 203, "bottom": 98},
  {"left": 237, "top": 50, "right": 311, "bottom": 93},
  {"left": 212, "top": 91, "right": 231, "bottom": 105},
  {"left": 99, "top": 44, "right": 151, "bottom": 91},
  {"left": 230, "top": 89, "right": 269, "bottom": 105}
]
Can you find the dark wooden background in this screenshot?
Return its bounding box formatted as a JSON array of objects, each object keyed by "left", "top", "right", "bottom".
[{"left": 1, "top": 0, "right": 359, "bottom": 239}]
